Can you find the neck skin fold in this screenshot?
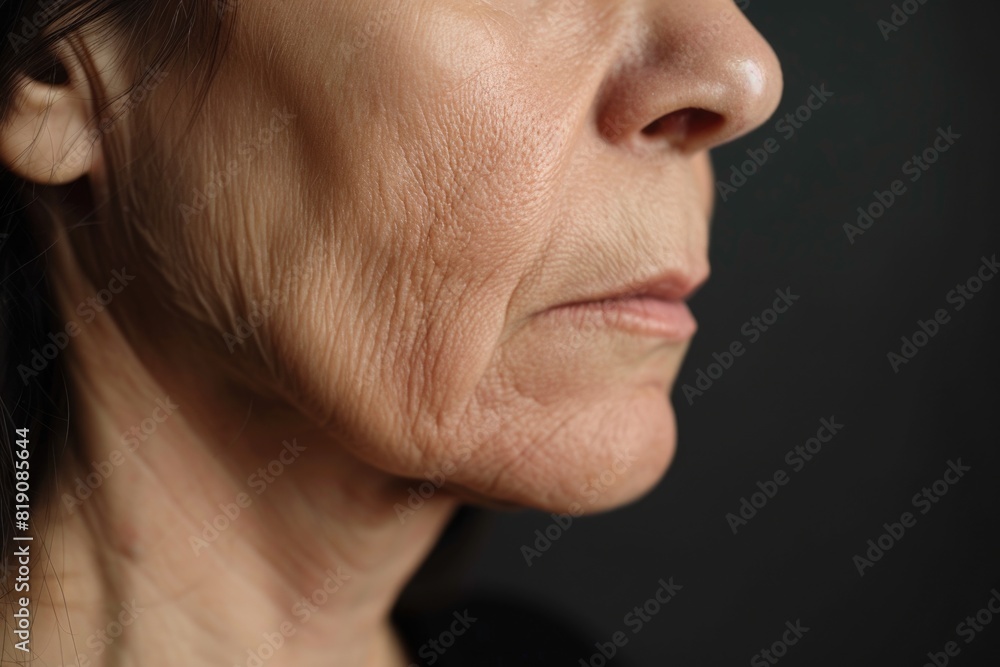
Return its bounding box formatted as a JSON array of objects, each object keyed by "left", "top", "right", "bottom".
[{"left": 9, "top": 223, "right": 460, "bottom": 667}]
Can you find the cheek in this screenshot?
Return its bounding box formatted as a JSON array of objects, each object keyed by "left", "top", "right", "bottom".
[
  {"left": 221, "top": 119, "right": 523, "bottom": 480},
  {"left": 288, "top": 30, "right": 575, "bottom": 462}
]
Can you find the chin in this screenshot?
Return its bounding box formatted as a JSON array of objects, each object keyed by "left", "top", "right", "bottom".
[
  {"left": 448, "top": 383, "right": 680, "bottom": 516},
  {"left": 561, "top": 387, "right": 679, "bottom": 515}
]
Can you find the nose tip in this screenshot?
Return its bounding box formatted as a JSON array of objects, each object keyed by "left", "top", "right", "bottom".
[
  {"left": 706, "top": 51, "right": 784, "bottom": 146},
  {"left": 595, "top": 4, "right": 784, "bottom": 155}
]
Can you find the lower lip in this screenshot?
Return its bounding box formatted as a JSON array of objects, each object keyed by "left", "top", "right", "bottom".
[{"left": 542, "top": 296, "right": 698, "bottom": 341}]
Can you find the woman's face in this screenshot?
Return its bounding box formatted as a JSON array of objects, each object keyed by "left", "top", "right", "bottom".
[{"left": 98, "top": 0, "right": 782, "bottom": 512}]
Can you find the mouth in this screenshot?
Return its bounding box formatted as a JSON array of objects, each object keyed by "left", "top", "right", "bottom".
[{"left": 539, "top": 269, "right": 708, "bottom": 342}]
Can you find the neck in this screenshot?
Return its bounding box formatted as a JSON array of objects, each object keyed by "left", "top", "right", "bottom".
[{"left": 12, "top": 234, "right": 459, "bottom": 667}]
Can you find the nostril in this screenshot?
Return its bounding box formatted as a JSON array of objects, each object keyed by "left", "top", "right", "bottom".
[{"left": 641, "top": 107, "right": 724, "bottom": 146}]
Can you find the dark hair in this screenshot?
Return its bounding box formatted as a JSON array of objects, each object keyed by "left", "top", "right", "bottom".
[{"left": 0, "top": 0, "right": 229, "bottom": 615}]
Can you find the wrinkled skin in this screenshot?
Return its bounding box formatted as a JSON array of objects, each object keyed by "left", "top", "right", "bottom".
[
  {"left": 91, "top": 0, "right": 780, "bottom": 512},
  {"left": 1, "top": 1, "right": 781, "bottom": 665}
]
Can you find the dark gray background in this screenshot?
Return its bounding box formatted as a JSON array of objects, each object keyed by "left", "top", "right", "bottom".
[{"left": 408, "top": 1, "right": 1000, "bottom": 665}]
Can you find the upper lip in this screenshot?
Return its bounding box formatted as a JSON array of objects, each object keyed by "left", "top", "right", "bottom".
[{"left": 556, "top": 267, "right": 710, "bottom": 308}]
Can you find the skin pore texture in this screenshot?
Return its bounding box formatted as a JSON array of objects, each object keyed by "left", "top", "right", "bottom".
[{"left": 0, "top": 0, "right": 782, "bottom": 665}]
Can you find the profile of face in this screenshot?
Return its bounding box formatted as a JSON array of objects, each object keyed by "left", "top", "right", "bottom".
[{"left": 3, "top": 0, "right": 782, "bottom": 516}]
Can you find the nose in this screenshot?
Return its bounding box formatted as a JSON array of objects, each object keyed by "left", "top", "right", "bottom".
[{"left": 594, "top": 0, "right": 784, "bottom": 155}]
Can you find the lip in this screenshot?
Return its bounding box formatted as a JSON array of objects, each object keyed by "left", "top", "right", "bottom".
[{"left": 540, "top": 269, "right": 708, "bottom": 341}]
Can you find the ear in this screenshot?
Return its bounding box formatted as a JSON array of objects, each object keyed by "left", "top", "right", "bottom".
[{"left": 0, "top": 39, "right": 104, "bottom": 185}]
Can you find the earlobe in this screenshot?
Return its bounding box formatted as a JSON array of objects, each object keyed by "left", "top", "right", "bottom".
[{"left": 0, "top": 43, "right": 101, "bottom": 185}]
